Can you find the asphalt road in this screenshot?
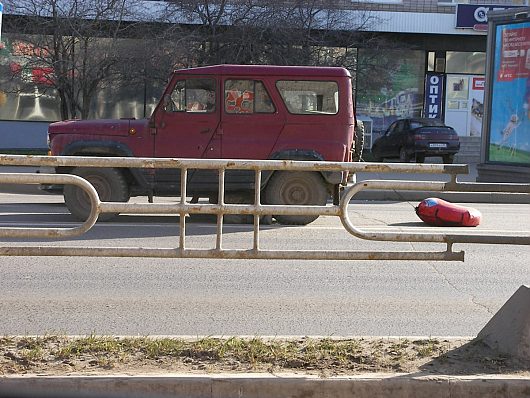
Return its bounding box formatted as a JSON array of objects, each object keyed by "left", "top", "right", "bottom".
[{"left": 0, "top": 190, "right": 529, "bottom": 337}]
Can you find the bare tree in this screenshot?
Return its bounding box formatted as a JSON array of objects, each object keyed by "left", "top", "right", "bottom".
[
  {"left": 159, "top": 0, "right": 385, "bottom": 66},
  {"left": 159, "top": 0, "right": 401, "bottom": 93},
  {"left": 1, "top": 0, "right": 408, "bottom": 120},
  {"left": 2, "top": 0, "right": 142, "bottom": 119}
]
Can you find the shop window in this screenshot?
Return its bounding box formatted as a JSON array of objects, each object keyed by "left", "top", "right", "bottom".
[
  {"left": 428, "top": 52, "right": 435, "bottom": 72},
  {"left": 355, "top": 49, "right": 425, "bottom": 133},
  {"left": 446, "top": 52, "right": 486, "bottom": 74}
]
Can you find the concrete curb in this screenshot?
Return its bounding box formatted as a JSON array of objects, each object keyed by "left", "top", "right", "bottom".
[{"left": 1, "top": 374, "right": 530, "bottom": 398}]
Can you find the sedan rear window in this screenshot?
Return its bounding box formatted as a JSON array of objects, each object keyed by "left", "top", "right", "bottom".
[
  {"left": 410, "top": 119, "right": 446, "bottom": 129},
  {"left": 276, "top": 80, "right": 339, "bottom": 115}
]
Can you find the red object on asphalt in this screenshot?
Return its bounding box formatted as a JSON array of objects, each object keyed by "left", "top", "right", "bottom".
[{"left": 415, "top": 198, "right": 482, "bottom": 227}]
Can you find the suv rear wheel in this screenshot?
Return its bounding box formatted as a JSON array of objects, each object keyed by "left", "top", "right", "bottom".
[
  {"left": 64, "top": 167, "right": 130, "bottom": 221},
  {"left": 264, "top": 171, "right": 328, "bottom": 225}
]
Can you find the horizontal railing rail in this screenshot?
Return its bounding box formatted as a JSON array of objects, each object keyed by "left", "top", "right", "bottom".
[{"left": 1, "top": 154, "right": 529, "bottom": 261}]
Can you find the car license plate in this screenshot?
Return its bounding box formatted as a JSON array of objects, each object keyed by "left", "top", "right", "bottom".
[{"left": 429, "top": 143, "right": 447, "bottom": 148}]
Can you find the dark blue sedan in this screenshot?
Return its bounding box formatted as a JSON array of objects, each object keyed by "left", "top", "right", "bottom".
[{"left": 371, "top": 118, "right": 460, "bottom": 163}]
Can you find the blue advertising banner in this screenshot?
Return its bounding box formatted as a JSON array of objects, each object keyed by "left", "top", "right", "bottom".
[
  {"left": 424, "top": 73, "right": 444, "bottom": 119},
  {"left": 456, "top": 5, "right": 521, "bottom": 30},
  {"left": 488, "top": 21, "right": 530, "bottom": 164},
  {"left": 0, "top": 2, "right": 3, "bottom": 43}
]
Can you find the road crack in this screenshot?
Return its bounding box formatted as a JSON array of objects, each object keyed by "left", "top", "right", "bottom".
[{"left": 409, "top": 243, "right": 495, "bottom": 315}]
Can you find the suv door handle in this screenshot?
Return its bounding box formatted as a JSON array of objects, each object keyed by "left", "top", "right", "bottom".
[{"left": 200, "top": 128, "right": 210, "bottom": 134}]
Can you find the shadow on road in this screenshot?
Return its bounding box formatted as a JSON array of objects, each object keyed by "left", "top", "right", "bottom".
[{"left": 0, "top": 208, "right": 283, "bottom": 242}]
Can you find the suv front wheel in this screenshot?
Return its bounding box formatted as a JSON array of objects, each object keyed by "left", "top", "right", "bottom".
[
  {"left": 264, "top": 171, "right": 328, "bottom": 225},
  {"left": 64, "top": 167, "right": 130, "bottom": 221}
]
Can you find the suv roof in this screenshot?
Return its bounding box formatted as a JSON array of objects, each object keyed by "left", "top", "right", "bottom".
[{"left": 174, "top": 64, "right": 352, "bottom": 78}]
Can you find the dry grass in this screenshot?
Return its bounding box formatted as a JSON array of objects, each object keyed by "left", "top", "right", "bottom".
[{"left": 1, "top": 335, "right": 528, "bottom": 376}]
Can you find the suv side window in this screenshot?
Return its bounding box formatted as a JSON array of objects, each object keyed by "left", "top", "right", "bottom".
[
  {"left": 276, "top": 80, "right": 339, "bottom": 115},
  {"left": 167, "top": 78, "right": 216, "bottom": 113},
  {"left": 224, "top": 80, "right": 275, "bottom": 114}
]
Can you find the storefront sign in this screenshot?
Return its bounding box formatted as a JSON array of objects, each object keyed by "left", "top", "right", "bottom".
[
  {"left": 424, "top": 73, "right": 444, "bottom": 119},
  {"left": 456, "top": 5, "right": 520, "bottom": 30}
]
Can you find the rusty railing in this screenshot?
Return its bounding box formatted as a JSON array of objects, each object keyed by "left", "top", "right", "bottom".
[{"left": 0, "top": 154, "right": 529, "bottom": 261}]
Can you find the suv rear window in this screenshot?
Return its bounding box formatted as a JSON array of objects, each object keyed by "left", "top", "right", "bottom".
[{"left": 276, "top": 80, "right": 339, "bottom": 115}]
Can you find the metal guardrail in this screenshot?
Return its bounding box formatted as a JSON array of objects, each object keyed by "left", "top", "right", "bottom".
[{"left": 0, "top": 154, "right": 529, "bottom": 262}]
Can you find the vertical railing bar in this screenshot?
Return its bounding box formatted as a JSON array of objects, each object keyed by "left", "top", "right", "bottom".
[
  {"left": 216, "top": 168, "right": 225, "bottom": 251},
  {"left": 253, "top": 169, "right": 261, "bottom": 251},
  {"left": 179, "top": 168, "right": 188, "bottom": 252}
]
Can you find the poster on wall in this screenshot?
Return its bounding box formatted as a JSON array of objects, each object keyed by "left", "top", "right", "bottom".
[
  {"left": 488, "top": 21, "right": 530, "bottom": 164},
  {"left": 469, "top": 76, "right": 485, "bottom": 137},
  {"left": 444, "top": 75, "right": 469, "bottom": 135},
  {"left": 444, "top": 75, "right": 485, "bottom": 136}
]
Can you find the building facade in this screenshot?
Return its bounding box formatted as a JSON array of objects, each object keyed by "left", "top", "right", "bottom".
[{"left": 0, "top": 0, "right": 526, "bottom": 167}]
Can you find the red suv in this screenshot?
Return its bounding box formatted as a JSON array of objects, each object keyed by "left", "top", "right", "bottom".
[{"left": 48, "top": 65, "right": 359, "bottom": 224}]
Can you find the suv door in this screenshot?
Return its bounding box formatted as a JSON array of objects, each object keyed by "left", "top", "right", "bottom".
[
  {"left": 218, "top": 78, "right": 284, "bottom": 159},
  {"left": 212, "top": 78, "right": 285, "bottom": 193},
  {"left": 152, "top": 76, "right": 220, "bottom": 193}
]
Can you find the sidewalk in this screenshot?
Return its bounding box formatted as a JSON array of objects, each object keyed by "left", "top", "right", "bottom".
[{"left": 352, "top": 162, "right": 528, "bottom": 203}]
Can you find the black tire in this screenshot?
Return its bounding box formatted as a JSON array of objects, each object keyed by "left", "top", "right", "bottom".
[
  {"left": 442, "top": 154, "right": 454, "bottom": 164},
  {"left": 64, "top": 167, "right": 130, "bottom": 221},
  {"left": 371, "top": 147, "right": 383, "bottom": 162},
  {"left": 352, "top": 121, "right": 365, "bottom": 162},
  {"left": 370, "top": 145, "right": 384, "bottom": 163},
  {"left": 399, "top": 147, "right": 409, "bottom": 163},
  {"left": 264, "top": 171, "right": 328, "bottom": 225}
]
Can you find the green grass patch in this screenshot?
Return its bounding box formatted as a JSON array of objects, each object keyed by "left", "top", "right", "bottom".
[{"left": 488, "top": 144, "right": 530, "bottom": 163}]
